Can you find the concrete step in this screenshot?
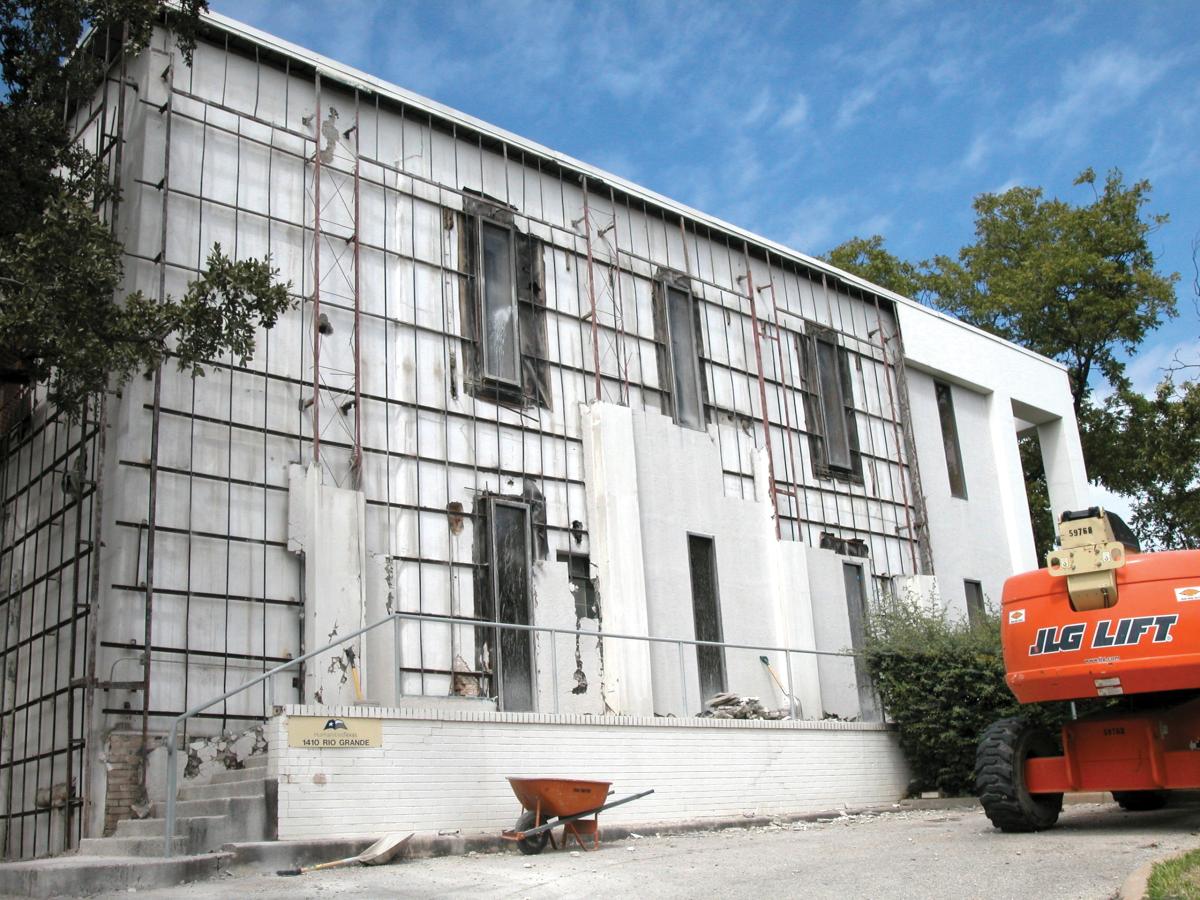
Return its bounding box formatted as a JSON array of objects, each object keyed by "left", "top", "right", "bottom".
[
  {"left": 242, "top": 754, "right": 268, "bottom": 770},
  {"left": 177, "top": 777, "right": 267, "bottom": 801},
  {"left": 112, "top": 814, "right": 253, "bottom": 855},
  {"left": 151, "top": 796, "right": 236, "bottom": 818},
  {"left": 78, "top": 835, "right": 189, "bottom": 857},
  {"left": 115, "top": 814, "right": 223, "bottom": 838},
  {"left": 0, "top": 852, "right": 230, "bottom": 898},
  {"left": 205, "top": 765, "right": 270, "bottom": 785}
]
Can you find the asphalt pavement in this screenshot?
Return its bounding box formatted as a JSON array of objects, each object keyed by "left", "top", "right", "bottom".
[{"left": 118, "top": 799, "right": 1200, "bottom": 900}]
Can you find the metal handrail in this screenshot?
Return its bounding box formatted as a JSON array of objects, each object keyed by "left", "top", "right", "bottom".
[
  {"left": 162, "top": 612, "right": 400, "bottom": 855},
  {"left": 162, "top": 610, "right": 855, "bottom": 855}
]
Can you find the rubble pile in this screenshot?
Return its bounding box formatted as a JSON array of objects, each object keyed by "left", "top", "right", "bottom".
[{"left": 698, "top": 691, "right": 790, "bottom": 720}]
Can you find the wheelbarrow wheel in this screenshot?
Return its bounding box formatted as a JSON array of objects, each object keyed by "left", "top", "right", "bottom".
[{"left": 515, "top": 810, "right": 550, "bottom": 855}]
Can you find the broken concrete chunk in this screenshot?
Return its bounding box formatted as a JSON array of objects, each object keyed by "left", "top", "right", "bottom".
[{"left": 697, "top": 691, "right": 790, "bottom": 721}]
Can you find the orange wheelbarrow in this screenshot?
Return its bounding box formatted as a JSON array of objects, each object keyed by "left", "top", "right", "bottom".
[{"left": 501, "top": 776, "right": 654, "bottom": 855}]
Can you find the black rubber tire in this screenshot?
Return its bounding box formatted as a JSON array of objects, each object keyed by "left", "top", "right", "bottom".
[
  {"left": 1113, "top": 790, "right": 1168, "bottom": 812},
  {"left": 515, "top": 810, "right": 550, "bottom": 855},
  {"left": 976, "top": 716, "right": 1063, "bottom": 832}
]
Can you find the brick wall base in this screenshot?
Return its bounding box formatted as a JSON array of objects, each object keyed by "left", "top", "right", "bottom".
[
  {"left": 102, "top": 733, "right": 145, "bottom": 836},
  {"left": 268, "top": 705, "right": 911, "bottom": 840}
]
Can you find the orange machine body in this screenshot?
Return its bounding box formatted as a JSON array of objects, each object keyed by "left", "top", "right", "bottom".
[
  {"left": 1002, "top": 550, "right": 1200, "bottom": 704},
  {"left": 1001, "top": 548, "right": 1200, "bottom": 794}
]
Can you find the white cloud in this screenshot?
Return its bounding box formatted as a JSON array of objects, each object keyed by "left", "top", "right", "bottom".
[
  {"left": 776, "top": 93, "right": 809, "bottom": 130},
  {"left": 780, "top": 196, "right": 853, "bottom": 255},
  {"left": 742, "top": 88, "right": 774, "bottom": 128},
  {"left": 959, "top": 132, "right": 990, "bottom": 172},
  {"left": 1124, "top": 337, "right": 1200, "bottom": 396},
  {"left": 835, "top": 85, "right": 879, "bottom": 130},
  {"left": 1014, "top": 46, "right": 1177, "bottom": 144}
]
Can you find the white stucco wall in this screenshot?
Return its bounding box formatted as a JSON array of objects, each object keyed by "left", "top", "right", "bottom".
[
  {"left": 897, "top": 303, "right": 1089, "bottom": 581},
  {"left": 905, "top": 371, "right": 1015, "bottom": 619}
]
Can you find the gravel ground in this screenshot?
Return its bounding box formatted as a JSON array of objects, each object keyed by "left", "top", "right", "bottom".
[{"left": 117, "top": 800, "right": 1200, "bottom": 900}]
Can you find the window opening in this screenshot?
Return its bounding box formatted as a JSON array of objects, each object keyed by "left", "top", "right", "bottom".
[
  {"left": 688, "top": 534, "right": 726, "bottom": 703},
  {"left": 653, "top": 273, "right": 706, "bottom": 429},
  {"left": 457, "top": 195, "right": 550, "bottom": 408},
  {"left": 816, "top": 335, "right": 851, "bottom": 469},
  {"left": 964, "top": 579, "right": 985, "bottom": 627},
  {"left": 666, "top": 286, "right": 704, "bottom": 429},
  {"left": 479, "top": 220, "right": 519, "bottom": 384},
  {"left": 558, "top": 551, "right": 598, "bottom": 620},
  {"left": 842, "top": 562, "right": 880, "bottom": 721},
  {"left": 799, "top": 326, "right": 862, "bottom": 480},
  {"left": 935, "top": 381, "right": 967, "bottom": 499},
  {"left": 477, "top": 499, "right": 536, "bottom": 711}
]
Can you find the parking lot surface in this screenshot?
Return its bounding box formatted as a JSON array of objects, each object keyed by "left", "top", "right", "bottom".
[{"left": 120, "top": 799, "right": 1200, "bottom": 899}]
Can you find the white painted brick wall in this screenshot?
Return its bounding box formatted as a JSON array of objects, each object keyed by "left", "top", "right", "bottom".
[{"left": 268, "top": 705, "right": 909, "bottom": 841}]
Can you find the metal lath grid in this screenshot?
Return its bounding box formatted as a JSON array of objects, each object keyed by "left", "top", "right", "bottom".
[
  {"left": 0, "top": 397, "right": 100, "bottom": 858},
  {"left": 0, "top": 21, "right": 930, "bottom": 858},
  {"left": 0, "top": 23, "right": 131, "bottom": 856}
]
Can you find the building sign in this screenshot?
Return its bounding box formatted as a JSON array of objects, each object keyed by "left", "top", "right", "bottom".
[{"left": 288, "top": 715, "right": 382, "bottom": 749}]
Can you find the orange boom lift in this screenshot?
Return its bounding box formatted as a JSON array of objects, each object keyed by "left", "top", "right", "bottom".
[{"left": 977, "top": 507, "right": 1200, "bottom": 831}]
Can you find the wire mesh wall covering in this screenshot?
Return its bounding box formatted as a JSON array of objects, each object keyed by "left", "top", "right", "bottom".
[
  {"left": 0, "top": 394, "right": 100, "bottom": 858},
  {"left": 0, "top": 20, "right": 929, "bottom": 857}
]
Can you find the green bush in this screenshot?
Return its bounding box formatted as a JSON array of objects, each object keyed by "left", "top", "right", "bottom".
[{"left": 863, "top": 597, "right": 1074, "bottom": 795}]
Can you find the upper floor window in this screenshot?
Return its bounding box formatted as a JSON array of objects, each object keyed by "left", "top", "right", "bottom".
[
  {"left": 653, "top": 272, "right": 706, "bottom": 430},
  {"left": 799, "top": 326, "right": 861, "bottom": 480},
  {"left": 935, "top": 380, "right": 967, "bottom": 499},
  {"left": 478, "top": 220, "right": 519, "bottom": 384},
  {"left": 458, "top": 195, "right": 550, "bottom": 408}
]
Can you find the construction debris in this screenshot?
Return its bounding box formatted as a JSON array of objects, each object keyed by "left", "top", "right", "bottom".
[{"left": 698, "top": 692, "right": 790, "bottom": 720}]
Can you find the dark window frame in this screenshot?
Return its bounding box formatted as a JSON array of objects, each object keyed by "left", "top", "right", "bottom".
[
  {"left": 687, "top": 532, "right": 727, "bottom": 702},
  {"left": 477, "top": 217, "right": 521, "bottom": 386},
  {"left": 653, "top": 271, "right": 708, "bottom": 430},
  {"left": 474, "top": 497, "right": 536, "bottom": 712},
  {"left": 557, "top": 551, "right": 598, "bottom": 620},
  {"left": 842, "top": 561, "right": 881, "bottom": 721},
  {"left": 797, "top": 325, "right": 863, "bottom": 482},
  {"left": 457, "top": 194, "right": 551, "bottom": 409},
  {"left": 934, "top": 380, "right": 968, "bottom": 499},
  {"left": 964, "top": 579, "right": 985, "bottom": 627}
]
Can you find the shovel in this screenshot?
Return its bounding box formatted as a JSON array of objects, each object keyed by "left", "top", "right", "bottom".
[
  {"left": 277, "top": 831, "right": 414, "bottom": 876},
  {"left": 759, "top": 655, "right": 800, "bottom": 714}
]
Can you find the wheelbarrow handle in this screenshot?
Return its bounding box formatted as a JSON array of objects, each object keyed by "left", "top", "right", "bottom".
[{"left": 516, "top": 789, "right": 656, "bottom": 838}]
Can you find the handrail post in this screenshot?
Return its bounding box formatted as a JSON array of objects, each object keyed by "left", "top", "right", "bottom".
[
  {"left": 677, "top": 641, "right": 688, "bottom": 717},
  {"left": 164, "top": 718, "right": 179, "bottom": 857},
  {"left": 785, "top": 649, "right": 797, "bottom": 719},
  {"left": 392, "top": 613, "right": 403, "bottom": 702},
  {"left": 549, "top": 632, "right": 559, "bottom": 715}
]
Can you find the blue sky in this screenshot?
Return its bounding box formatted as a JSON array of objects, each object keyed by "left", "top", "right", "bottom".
[{"left": 222, "top": 0, "right": 1199, "bottom": 392}]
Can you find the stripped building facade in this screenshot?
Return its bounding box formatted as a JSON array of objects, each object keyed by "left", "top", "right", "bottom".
[{"left": 0, "top": 11, "right": 1090, "bottom": 858}]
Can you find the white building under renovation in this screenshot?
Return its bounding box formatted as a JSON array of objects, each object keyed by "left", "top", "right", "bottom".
[{"left": 0, "top": 9, "right": 1090, "bottom": 860}]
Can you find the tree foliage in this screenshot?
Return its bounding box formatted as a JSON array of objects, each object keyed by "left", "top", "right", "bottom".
[
  {"left": 824, "top": 170, "right": 1189, "bottom": 548},
  {"left": 1083, "top": 380, "right": 1200, "bottom": 549},
  {"left": 923, "top": 168, "right": 1177, "bottom": 411},
  {"left": 822, "top": 234, "right": 922, "bottom": 299},
  {"left": 0, "top": 0, "right": 293, "bottom": 418}
]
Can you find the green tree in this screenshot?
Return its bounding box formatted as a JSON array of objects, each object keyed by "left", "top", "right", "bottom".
[
  {"left": 1084, "top": 379, "right": 1200, "bottom": 549},
  {"left": 825, "top": 171, "right": 1183, "bottom": 552},
  {"left": 923, "top": 168, "right": 1177, "bottom": 412},
  {"left": 823, "top": 234, "right": 922, "bottom": 298},
  {"left": 0, "top": 0, "right": 293, "bottom": 418}
]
